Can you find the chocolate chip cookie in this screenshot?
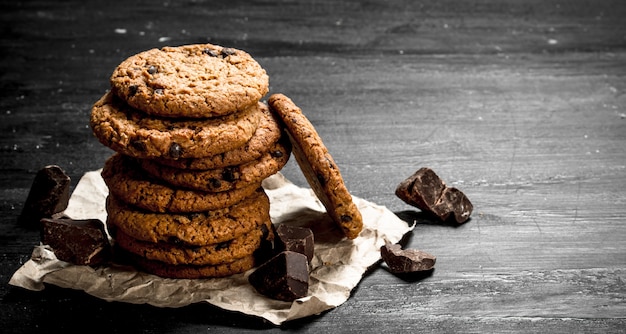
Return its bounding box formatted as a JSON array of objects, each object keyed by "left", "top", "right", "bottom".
[
  {"left": 110, "top": 43, "right": 269, "bottom": 118},
  {"left": 153, "top": 103, "right": 285, "bottom": 170},
  {"left": 101, "top": 153, "right": 262, "bottom": 213},
  {"left": 122, "top": 250, "right": 257, "bottom": 279},
  {"left": 106, "top": 188, "right": 270, "bottom": 246},
  {"left": 110, "top": 219, "right": 273, "bottom": 266},
  {"left": 268, "top": 93, "right": 363, "bottom": 239},
  {"left": 138, "top": 138, "right": 290, "bottom": 192},
  {"left": 90, "top": 92, "right": 262, "bottom": 159}
]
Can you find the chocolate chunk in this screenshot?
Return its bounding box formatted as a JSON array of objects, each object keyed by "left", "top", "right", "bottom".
[
  {"left": 395, "top": 167, "right": 473, "bottom": 224},
  {"left": 248, "top": 251, "right": 309, "bottom": 302},
  {"left": 40, "top": 218, "right": 111, "bottom": 266},
  {"left": 147, "top": 65, "right": 157, "bottom": 74},
  {"left": 128, "top": 85, "right": 139, "bottom": 96},
  {"left": 131, "top": 139, "right": 147, "bottom": 152},
  {"left": 168, "top": 142, "right": 182, "bottom": 159},
  {"left": 19, "top": 165, "right": 71, "bottom": 226},
  {"left": 222, "top": 167, "right": 236, "bottom": 182},
  {"left": 208, "top": 178, "right": 222, "bottom": 189},
  {"left": 202, "top": 48, "right": 219, "bottom": 57},
  {"left": 221, "top": 48, "right": 237, "bottom": 57},
  {"left": 275, "top": 224, "right": 314, "bottom": 262},
  {"left": 380, "top": 241, "right": 436, "bottom": 273},
  {"left": 270, "top": 150, "right": 284, "bottom": 158}
]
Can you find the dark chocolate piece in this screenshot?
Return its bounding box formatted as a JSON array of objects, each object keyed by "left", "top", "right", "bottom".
[
  {"left": 19, "top": 165, "right": 71, "bottom": 226},
  {"left": 275, "top": 224, "right": 314, "bottom": 262},
  {"left": 248, "top": 251, "right": 309, "bottom": 302},
  {"left": 395, "top": 167, "right": 473, "bottom": 224},
  {"left": 40, "top": 218, "right": 110, "bottom": 266},
  {"left": 380, "top": 242, "right": 436, "bottom": 273}
]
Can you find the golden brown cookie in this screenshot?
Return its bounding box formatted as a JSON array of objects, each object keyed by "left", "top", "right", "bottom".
[
  {"left": 101, "top": 153, "right": 262, "bottom": 213},
  {"left": 153, "top": 103, "right": 285, "bottom": 170},
  {"left": 105, "top": 189, "right": 270, "bottom": 246},
  {"left": 268, "top": 93, "right": 363, "bottom": 239},
  {"left": 138, "top": 139, "right": 290, "bottom": 192},
  {"left": 110, "top": 43, "right": 269, "bottom": 118},
  {"left": 90, "top": 92, "right": 262, "bottom": 159},
  {"left": 119, "top": 248, "right": 257, "bottom": 279},
  {"left": 111, "top": 219, "right": 272, "bottom": 266}
]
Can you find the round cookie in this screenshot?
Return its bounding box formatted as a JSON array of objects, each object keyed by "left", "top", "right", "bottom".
[
  {"left": 154, "top": 103, "right": 285, "bottom": 170},
  {"left": 106, "top": 189, "right": 270, "bottom": 246},
  {"left": 120, "top": 248, "right": 257, "bottom": 279},
  {"left": 110, "top": 43, "right": 269, "bottom": 118},
  {"left": 111, "top": 220, "right": 273, "bottom": 266},
  {"left": 90, "top": 92, "right": 262, "bottom": 159},
  {"left": 101, "top": 153, "right": 262, "bottom": 213},
  {"left": 268, "top": 93, "right": 363, "bottom": 239},
  {"left": 138, "top": 139, "right": 290, "bottom": 192}
]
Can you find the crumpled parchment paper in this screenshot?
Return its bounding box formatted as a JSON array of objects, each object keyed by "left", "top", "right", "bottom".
[{"left": 10, "top": 170, "right": 413, "bottom": 325}]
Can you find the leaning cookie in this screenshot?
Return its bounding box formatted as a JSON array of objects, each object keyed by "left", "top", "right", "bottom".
[
  {"left": 90, "top": 92, "right": 261, "bottom": 159},
  {"left": 105, "top": 189, "right": 270, "bottom": 246},
  {"left": 268, "top": 93, "right": 363, "bottom": 239},
  {"left": 110, "top": 43, "right": 269, "bottom": 118},
  {"left": 101, "top": 153, "right": 262, "bottom": 213},
  {"left": 154, "top": 103, "right": 285, "bottom": 170},
  {"left": 110, "top": 219, "right": 272, "bottom": 266},
  {"left": 138, "top": 139, "right": 290, "bottom": 192}
]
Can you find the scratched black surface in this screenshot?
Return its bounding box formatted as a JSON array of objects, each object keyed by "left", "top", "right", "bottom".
[{"left": 1, "top": 1, "right": 625, "bottom": 333}]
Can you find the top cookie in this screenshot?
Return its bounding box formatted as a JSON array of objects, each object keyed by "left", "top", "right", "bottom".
[
  {"left": 268, "top": 94, "right": 363, "bottom": 239},
  {"left": 110, "top": 43, "right": 269, "bottom": 118}
]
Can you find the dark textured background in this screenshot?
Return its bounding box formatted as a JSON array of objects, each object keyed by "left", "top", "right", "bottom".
[{"left": 1, "top": 0, "right": 625, "bottom": 332}]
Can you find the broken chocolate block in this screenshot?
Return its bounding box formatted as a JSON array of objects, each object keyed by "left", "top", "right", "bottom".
[
  {"left": 19, "top": 165, "right": 71, "bottom": 227},
  {"left": 41, "top": 218, "right": 110, "bottom": 266},
  {"left": 248, "top": 251, "right": 309, "bottom": 302},
  {"left": 275, "top": 224, "right": 314, "bottom": 262},
  {"left": 380, "top": 241, "right": 436, "bottom": 273},
  {"left": 395, "top": 167, "right": 473, "bottom": 224}
]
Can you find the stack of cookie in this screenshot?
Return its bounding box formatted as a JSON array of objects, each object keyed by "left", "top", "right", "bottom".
[{"left": 89, "top": 43, "right": 290, "bottom": 279}]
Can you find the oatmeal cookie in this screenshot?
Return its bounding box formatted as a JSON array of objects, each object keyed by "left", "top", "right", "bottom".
[
  {"left": 154, "top": 103, "right": 285, "bottom": 169},
  {"left": 110, "top": 219, "right": 273, "bottom": 266},
  {"left": 138, "top": 139, "right": 290, "bottom": 192},
  {"left": 119, "top": 248, "right": 258, "bottom": 279},
  {"left": 90, "top": 92, "right": 261, "bottom": 159},
  {"left": 110, "top": 43, "right": 269, "bottom": 118},
  {"left": 105, "top": 189, "right": 270, "bottom": 246},
  {"left": 101, "top": 153, "right": 262, "bottom": 213}
]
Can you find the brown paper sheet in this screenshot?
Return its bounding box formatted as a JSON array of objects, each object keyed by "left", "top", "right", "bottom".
[{"left": 10, "top": 170, "right": 413, "bottom": 325}]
